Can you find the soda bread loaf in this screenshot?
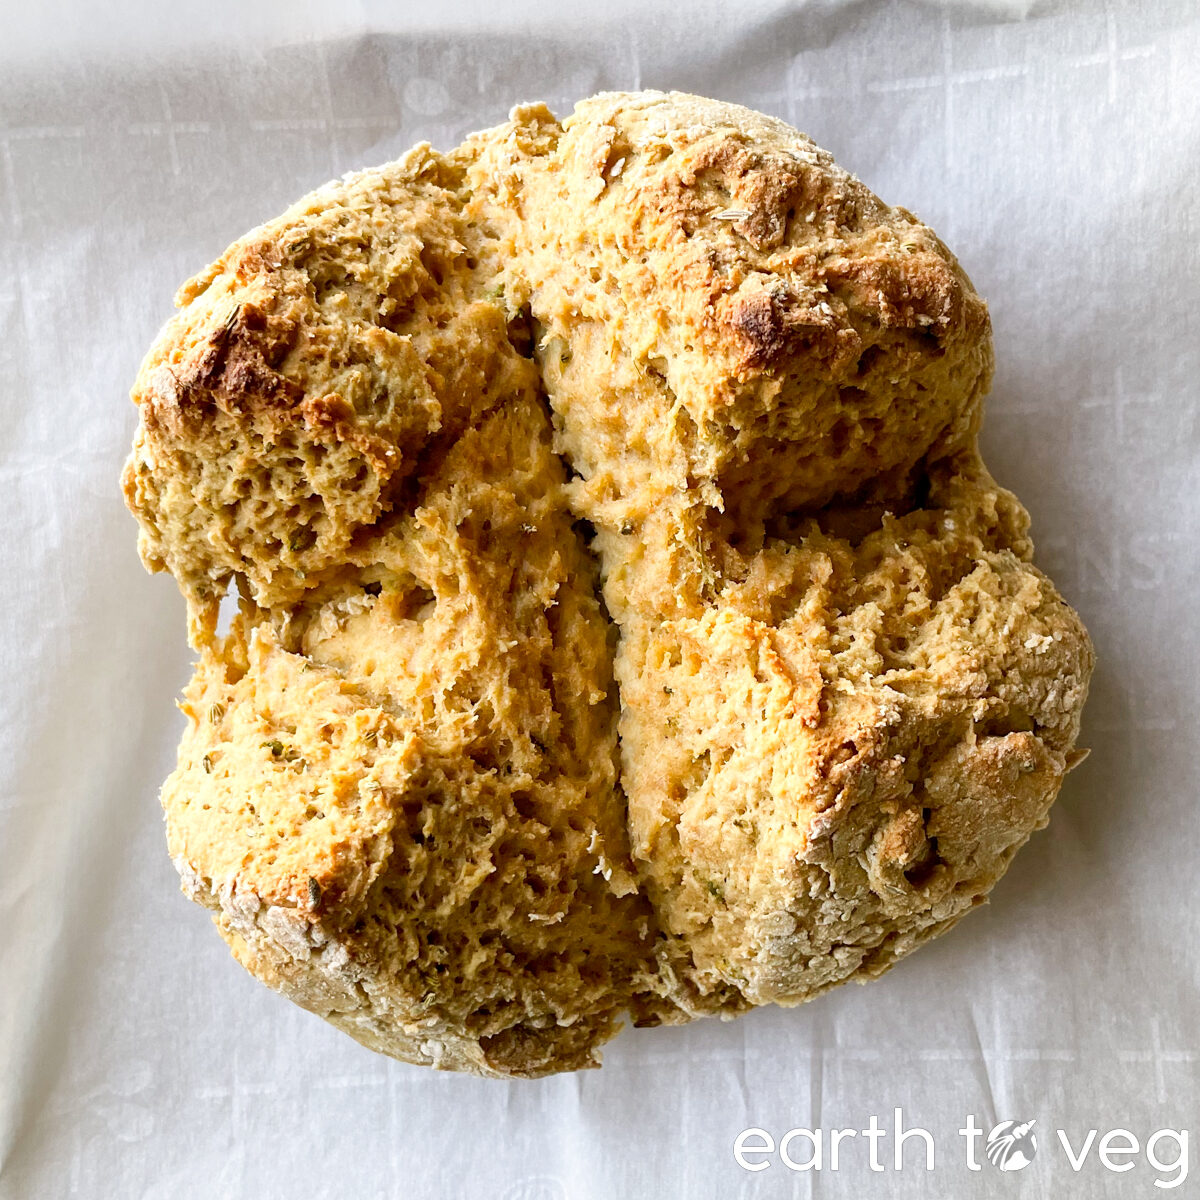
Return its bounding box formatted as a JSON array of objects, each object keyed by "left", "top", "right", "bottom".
[{"left": 122, "top": 91, "right": 1093, "bottom": 1077}]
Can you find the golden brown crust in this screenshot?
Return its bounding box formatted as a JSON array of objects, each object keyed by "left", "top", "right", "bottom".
[{"left": 123, "top": 90, "right": 1093, "bottom": 1076}]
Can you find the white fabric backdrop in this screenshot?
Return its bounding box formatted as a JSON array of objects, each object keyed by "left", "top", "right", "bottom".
[{"left": 2, "top": 1, "right": 1197, "bottom": 1196}]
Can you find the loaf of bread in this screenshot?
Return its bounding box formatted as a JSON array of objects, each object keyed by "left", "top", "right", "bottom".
[{"left": 122, "top": 91, "right": 1093, "bottom": 1077}]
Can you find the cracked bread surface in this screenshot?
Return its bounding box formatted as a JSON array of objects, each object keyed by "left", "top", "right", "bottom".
[{"left": 122, "top": 90, "right": 1093, "bottom": 1076}]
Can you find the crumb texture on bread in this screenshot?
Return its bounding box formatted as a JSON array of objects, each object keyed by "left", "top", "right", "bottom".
[{"left": 123, "top": 90, "right": 1093, "bottom": 1077}]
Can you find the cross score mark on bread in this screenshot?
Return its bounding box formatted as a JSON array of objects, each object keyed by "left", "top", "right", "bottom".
[{"left": 121, "top": 91, "right": 1093, "bottom": 1078}]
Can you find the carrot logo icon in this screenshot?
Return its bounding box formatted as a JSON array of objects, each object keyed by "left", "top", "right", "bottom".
[{"left": 986, "top": 1120, "right": 1038, "bottom": 1171}]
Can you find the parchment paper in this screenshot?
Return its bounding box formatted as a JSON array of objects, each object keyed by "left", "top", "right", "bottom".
[{"left": 2, "top": 2, "right": 1198, "bottom": 1196}]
